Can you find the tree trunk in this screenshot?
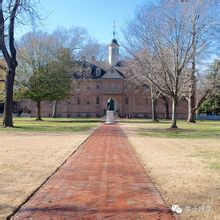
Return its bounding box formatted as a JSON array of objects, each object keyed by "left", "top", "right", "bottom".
[
  {"left": 171, "top": 97, "right": 178, "bottom": 129},
  {"left": 52, "top": 100, "right": 58, "bottom": 118},
  {"left": 187, "top": 93, "right": 196, "bottom": 123},
  {"left": 187, "top": 66, "right": 196, "bottom": 123},
  {"left": 0, "top": 0, "right": 20, "bottom": 127},
  {"left": 151, "top": 97, "right": 158, "bottom": 122},
  {"left": 187, "top": 23, "right": 196, "bottom": 123},
  {"left": 162, "top": 96, "right": 169, "bottom": 119},
  {"left": 3, "top": 69, "right": 15, "bottom": 127},
  {"left": 36, "top": 101, "right": 42, "bottom": 121}
]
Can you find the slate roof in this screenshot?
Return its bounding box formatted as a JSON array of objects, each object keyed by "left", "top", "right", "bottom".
[{"left": 71, "top": 59, "right": 127, "bottom": 80}]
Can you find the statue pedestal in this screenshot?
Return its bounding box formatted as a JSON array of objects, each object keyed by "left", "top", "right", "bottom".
[{"left": 105, "top": 111, "right": 114, "bottom": 124}]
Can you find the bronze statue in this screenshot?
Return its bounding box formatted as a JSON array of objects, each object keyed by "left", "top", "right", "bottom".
[{"left": 107, "top": 97, "right": 114, "bottom": 111}]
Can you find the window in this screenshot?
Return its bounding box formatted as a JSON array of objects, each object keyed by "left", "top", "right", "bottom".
[
  {"left": 125, "top": 97, "right": 129, "bottom": 105},
  {"left": 71, "top": 97, "right": 75, "bottom": 105},
  {"left": 66, "top": 98, "right": 71, "bottom": 105},
  {"left": 96, "top": 84, "right": 101, "bottom": 90},
  {"left": 145, "top": 98, "right": 148, "bottom": 105},
  {"left": 77, "top": 97, "right": 81, "bottom": 105},
  {"left": 86, "top": 99, "right": 90, "bottom": 105},
  {"left": 96, "top": 68, "right": 101, "bottom": 77},
  {"left": 96, "top": 97, "right": 100, "bottom": 105}
]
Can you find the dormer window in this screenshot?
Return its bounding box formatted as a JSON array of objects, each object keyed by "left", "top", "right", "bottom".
[{"left": 96, "top": 68, "right": 101, "bottom": 77}]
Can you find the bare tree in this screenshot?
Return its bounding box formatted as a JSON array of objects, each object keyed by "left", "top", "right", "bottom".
[
  {"left": 51, "top": 26, "right": 91, "bottom": 117},
  {"left": 161, "top": 94, "right": 170, "bottom": 119},
  {"left": 79, "top": 39, "right": 108, "bottom": 62},
  {"left": 192, "top": 60, "right": 219, "bottom": 114},
  {"left": 124, "top": 63, "right": 160, "bottom": 121},
  {"left": 0, "top": 0, "right": 39, "bottom": 127},
  {"left": 124, "top": 1, "right": 196, "bottom": 128},
  {"left": 180, "top": 0, "right": 220, "bottom": 123},
  {"left": 52, "top": 26, "right": 89, "bottom": 59},
  {"left": 150, "top": 86, "right": 160, "bottom": 122}
]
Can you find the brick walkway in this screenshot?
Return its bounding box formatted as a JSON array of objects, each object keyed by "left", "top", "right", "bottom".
[{"left": 13, "top": 124, "right": 175, "bottom": 220}]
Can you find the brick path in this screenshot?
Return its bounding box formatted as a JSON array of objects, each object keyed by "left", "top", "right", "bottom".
[{"left": 13, "top": 124, "right": 175, "bottom": 220}]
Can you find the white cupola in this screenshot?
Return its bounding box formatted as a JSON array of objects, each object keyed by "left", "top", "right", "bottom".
[{"left": 108, "top": 21, "right": 120, "bottom": 66}]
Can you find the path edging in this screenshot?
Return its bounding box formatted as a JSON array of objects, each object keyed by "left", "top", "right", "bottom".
[
  {"left": 8, "top": 126, "right": 100, "bottom": 220},
  {"left": 119, "top": 124, "right": 176, "bottom": 218}
]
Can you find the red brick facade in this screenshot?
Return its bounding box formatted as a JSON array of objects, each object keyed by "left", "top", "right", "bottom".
[
  {"left": 22, "top": 76, "right": 188, "bottom": 119},
  {"left": 19, "top": 38, "right": 188, "bottom": 119}
]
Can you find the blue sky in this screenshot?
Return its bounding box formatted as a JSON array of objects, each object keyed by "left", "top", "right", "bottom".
[{"left": 35, "top": 0, "right": 146, "bottom": 44}]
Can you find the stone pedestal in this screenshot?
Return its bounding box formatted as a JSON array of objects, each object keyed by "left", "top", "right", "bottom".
[{"left": 105, "top": 111, "right": 114, "bottom": 124}]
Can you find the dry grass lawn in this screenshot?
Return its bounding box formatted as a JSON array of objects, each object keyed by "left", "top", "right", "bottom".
[
  {"left": 120, "top": 121, "right": 220, "bottom": 220},
  {"left": 0, "top": 129, "right": 95, "bottom": 219}
]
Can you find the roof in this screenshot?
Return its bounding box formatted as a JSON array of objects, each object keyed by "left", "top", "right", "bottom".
[
  {"left": 110, "top": 38, "right": 120, "bottom": 46},
  {"left": 71, "top": 59, "right": 127, "bottom": 80}
]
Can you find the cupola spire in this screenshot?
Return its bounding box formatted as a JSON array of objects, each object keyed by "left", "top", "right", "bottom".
[
  {"left": 109, "top": 21, "right": 120, "bottom": 66},
  {"left": 113, "top": 20, "right": 116, "bottom": 39}
]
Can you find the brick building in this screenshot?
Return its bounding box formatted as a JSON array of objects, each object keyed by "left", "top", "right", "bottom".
[
  {"left": 22, "top": 37, "right": 188, "bottom": 119},
  {"left": 0, "top": 69, "right": 5, "bottom": 101}
]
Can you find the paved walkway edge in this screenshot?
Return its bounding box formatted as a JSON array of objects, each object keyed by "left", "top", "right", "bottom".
[
  {"left": 12, "top": 124, "right": 176, "bottom": 219},
  {"left": 124, "top": 129, "right": 174, "bottom": 216},
  {"left": 7, "top": 127, "right": 98, "bottom": 220}
]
